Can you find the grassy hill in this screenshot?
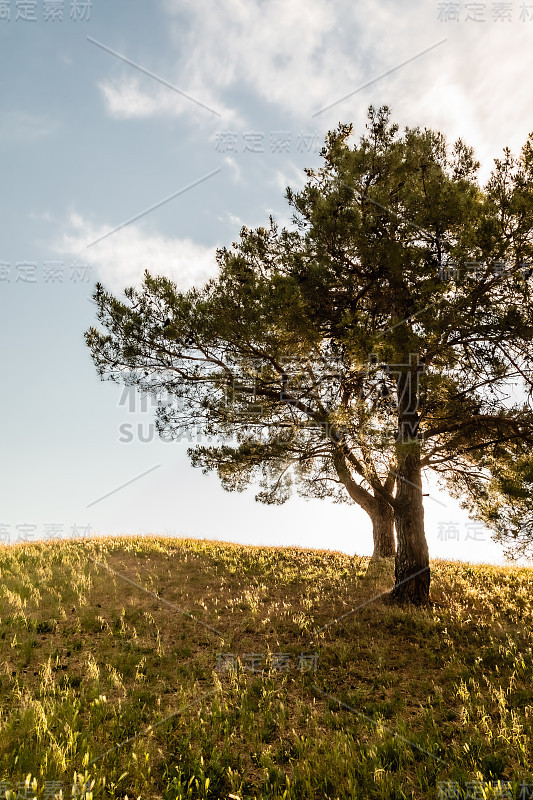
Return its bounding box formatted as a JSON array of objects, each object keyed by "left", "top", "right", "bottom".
[{"left": 0, "top": 535, "right": 532, "bottom": 800}]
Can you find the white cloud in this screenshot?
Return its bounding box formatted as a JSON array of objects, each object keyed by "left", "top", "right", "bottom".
[
  {"left": 305, "top": 11, "right": 533, "bottom": 183},
  {"left": 269, "top": 164, "right": 307, "bottom": 196},
  {"left": 99, "top": 77, "right": 159, "bottom": 119},
  {"left": 94, "top": 0, "right": 533, "bottom": 184},
  {"left": 222, "top": 155, "right": 243, "bottom": 184},
  {"left": 96, "top": 50, "right": 242, "bottom": 128},
  {"left": 99, "top": 74, "right": 242, "bottom": 127},
  {"left": 96, "top": 0, "right": 354, "bottom": 126},
  {"left": 54, "top": 213, "right": 219, "bottom": 295},
  {"left": 162, "top": 0, "right": 351, "bottom": 121}
]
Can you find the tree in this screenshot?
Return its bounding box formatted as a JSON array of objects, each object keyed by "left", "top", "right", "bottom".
[{"left": 85, "top": 106, "right": 533, "bottom": 605}]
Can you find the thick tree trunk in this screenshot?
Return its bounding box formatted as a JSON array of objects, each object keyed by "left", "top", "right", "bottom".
[
  {"left": 370, "top": 496, "right": 395, "bottom": 558},
  {"left": 390, "top": 368, "right": 430, "bottom": 606},
  {"left": 391, "top": 450, "right": 430, "bottom": 605}
]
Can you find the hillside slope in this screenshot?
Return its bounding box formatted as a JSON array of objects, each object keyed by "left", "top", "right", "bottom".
[{"left": 0, "top": 536, "right": 532, "bottom": 799}]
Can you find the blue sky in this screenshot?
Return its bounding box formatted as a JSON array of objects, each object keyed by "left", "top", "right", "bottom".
[{"left": 1, "top": 0, "right": 532, "bottom": 564}]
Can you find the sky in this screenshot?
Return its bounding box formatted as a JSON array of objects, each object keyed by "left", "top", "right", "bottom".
[{"left": 1, "top": 0, "right": 532, "bottom": 565}]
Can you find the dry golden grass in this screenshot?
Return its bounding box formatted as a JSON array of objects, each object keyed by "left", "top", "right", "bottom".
[{"left": 0, "top": 535, "right": 532, "bottom": 799}]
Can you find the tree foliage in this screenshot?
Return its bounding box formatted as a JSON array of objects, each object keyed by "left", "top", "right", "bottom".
[{"left": 86, "top": 106, "right": 533, "bottom": 602}]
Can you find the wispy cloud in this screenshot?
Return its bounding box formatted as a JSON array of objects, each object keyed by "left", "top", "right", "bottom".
[
  {"left": 222, "top": 156, "right": 243, "bottom": 184},
  {"left": 88, "top": 35, "right": 222, "bottom": 117},
  {"left": 98, "top": 74, "right": 242, "bottom": 128},
  {"left": 269, "top": 164, "right": 307, "bottom": 196},
  {"left": 54, "top": 213, "right": 218, "bottom": 294},
  {"left": 0, "top": 111, "right": 59, "bottom": 142},
  {"left": 161, "top": 0, "right": 353, "bottom": 122},
  {"left": 94, "top": 0, "right": 533, "bottom": 183}
]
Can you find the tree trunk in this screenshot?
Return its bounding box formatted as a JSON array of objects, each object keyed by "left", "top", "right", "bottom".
[
  {"left": 332, "top": 449, "right": 395, "bottom": 559},
  {"left": 370, "top": 496, "right": 395, "bottom": 558},
  {"left": 390, "top": 367, "right": 430, "bottom": 606},
  {"left": 391, "top": 449, "right": 430, "bottom": 605}
]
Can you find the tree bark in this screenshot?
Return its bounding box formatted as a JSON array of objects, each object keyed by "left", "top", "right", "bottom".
[
  {"left": 390, "top": 367, "right": 430, "bottom": 606},
  {"left": 390, "top": 448, "right": 430, "bottom": 605},
  {"left": 370, "top": 496, "right": 395, "bottom": 558}
]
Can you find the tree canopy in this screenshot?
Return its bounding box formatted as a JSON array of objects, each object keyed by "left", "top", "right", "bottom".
[{"left": 86, "top": 106, "right": 533, "bottom": 605}]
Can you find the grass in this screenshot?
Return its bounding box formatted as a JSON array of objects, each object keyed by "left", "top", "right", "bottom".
[{"left": 0, "top": 535, "right": 532, "bottom": 799}]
